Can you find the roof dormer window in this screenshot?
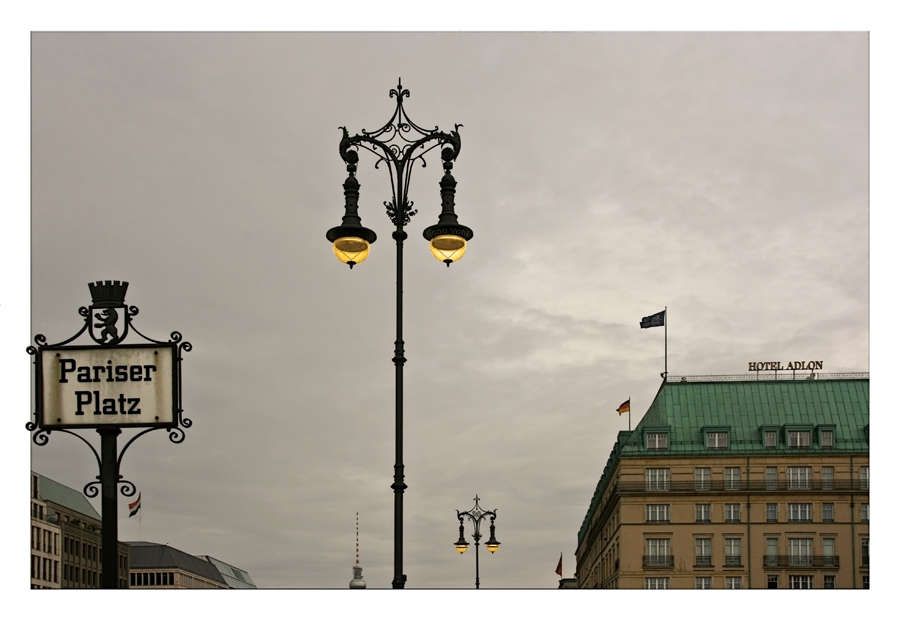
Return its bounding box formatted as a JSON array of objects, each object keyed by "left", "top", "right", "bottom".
[
  {"left": 788, "top": 430, "right": 810, "bottom": 448},
  {"left": 706, "top": 432, "right": 728, "bottom": 449},
  {"left": 647, "top": 433, "right": 668, "bottom": 450}
]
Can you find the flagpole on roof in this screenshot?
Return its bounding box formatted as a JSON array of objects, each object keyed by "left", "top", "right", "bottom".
[
  {"left": 629, "top": 396, "right": 631, "bottom": 432},
  {"left": 664, "top": 306, "right": 667, "bottom": 381}
]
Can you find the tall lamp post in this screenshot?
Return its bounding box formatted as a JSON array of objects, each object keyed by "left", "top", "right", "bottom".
[
  {"left": 454, "top": 495, "right": 500, "bottom": 589},
  {"left": 326, "top": 80, "right": 472, "bottom": 589}
]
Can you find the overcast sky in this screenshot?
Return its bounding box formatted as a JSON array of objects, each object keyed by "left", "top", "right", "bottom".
[{"left": 4, "top": 7, "right": 895, "bottom": 609}]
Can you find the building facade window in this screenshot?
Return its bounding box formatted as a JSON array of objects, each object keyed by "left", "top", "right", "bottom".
[
  {"left": 695, "top": 538, "right": 712, "bottom": 567},
  {"left": 644, "top": 538, "right": 672, "bottom": 566},
  {"left": 695, "top": 467, "right": 711, "bottom": 491},
  {"left": 766, "top": 538, "right": 779, "bottom": 566},
  {"left": 788, "top": 466, "right": 812, "bottom": 490},
  {"left": 766, "top": 466, "right": 778, "bottom": 490},
  {"left": 822, "top": 538, "right": 835, "bottom": 566},
  {"left": 724, "top": 467, "right": 741, "bottom": 490},
  {"left": 695, "top": 503, "right": 711, "bottom": 522},
  {"left": 862, "top": 575, "right": 869, "bottom": 589},
  {"left": 860, "top": 465, "right": 869, "bottom": 490},
  {"left": 646, "top": 433, "right": 668, "bottom": 450},
  {"left": 789, "top": 430, "right": 810, "bottom": 448},
  {"left": 822, "top": 466, "right": 834, "bottom": 490},
  {"left": 862, "top": 538, "right": 869, "bottom": 566},
  {"left": 696, "top": 577, "right": 712, "bottom": 589},
  {"left": 645, "top": 504, "right": 670, "bottom": 523},
  {"left": 789, "top": 538, "right": 813, "bottom": 566},
  {"left": 788, "top": 503, "right": 812, "bottom": 522},
  {"left": 645, "top": 468, "right": 670, "bottom": 491},
  {"left": 725, "top": 577, "right": 742, "bottom": 589},
  {"left": 706, "top": 432, "right": 728, "bottom": 449},
  {"left": 822, "top": 503, "right": 834, "bottom": 522},
  {"left": 765, "top": 430, "right": 778, "bottom": 448},
  {"left": 767, "top": 575, "right": 779, "bottom": 589},
  {"left": 820, "top": 429, "right": 834, "bottom": 448},
  {"left": 861, "top": 503, "right": 869, "bottom": 522},
  {"left": 824, "top": 575, "right": 836, "bottom": 589},
  {"left": 725, "top": 503, "right": 741, "bottom": 522},
  {"left": 789, "top": 575, "right": 813, "bottom": 589},
  {"left": 725, "top": 538, "right": 741, "bottom": 566},
  {"left": 645, "top": 577, "right": 669, "bottom": 589},
  {"left": 766, "top": 503, "right": 778, "bottom": 522}
]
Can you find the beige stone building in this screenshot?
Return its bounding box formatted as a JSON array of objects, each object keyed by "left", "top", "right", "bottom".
[
  {"left": 30, "top": 472, "right": 130, "bottom": 588},
  {"left": 30, "top": 472, "right": 61, "bottom": 588},
  {"left": 576, "top": 374, "right": 869, "bottom": 589}
]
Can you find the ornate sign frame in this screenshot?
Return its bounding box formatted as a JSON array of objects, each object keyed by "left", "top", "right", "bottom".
[{"left": 26, "top": 281, "right": 192, "bottom": 588}]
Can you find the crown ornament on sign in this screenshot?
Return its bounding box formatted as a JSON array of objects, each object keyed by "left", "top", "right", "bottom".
[{"left": 88, "top": 280, "right": 129, "bottom": 307}]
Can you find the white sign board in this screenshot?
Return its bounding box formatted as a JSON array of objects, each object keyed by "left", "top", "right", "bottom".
[{"left": 40, "top": 345, "right": 175, "bottom": 428}]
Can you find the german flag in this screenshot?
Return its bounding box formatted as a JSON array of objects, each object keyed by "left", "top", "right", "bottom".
[{"left": 617, "top": 399, "right": 630, "bottom": 415}]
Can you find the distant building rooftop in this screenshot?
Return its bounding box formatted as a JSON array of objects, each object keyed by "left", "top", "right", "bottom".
[
  {"left": 196, "top": 555, "right": 257, "bottom": 589},
  {"left": 37, "top": 474, "right": 101, "bottom": 521},
  {"left": 127, "top": 542, "right": 227, "bottom": 586}
]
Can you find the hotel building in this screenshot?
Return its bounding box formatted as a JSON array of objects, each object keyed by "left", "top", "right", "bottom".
[{"left": 575, "top": 373, "right": 869, "bottom": 589}]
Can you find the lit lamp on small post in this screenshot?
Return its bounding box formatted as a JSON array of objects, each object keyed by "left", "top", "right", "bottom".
[
  {"left": 326, "top": 80, "right": 472, "bottom": 589},
  {"left": 455, "top": 495, "right": 500, "bottom": 589}
]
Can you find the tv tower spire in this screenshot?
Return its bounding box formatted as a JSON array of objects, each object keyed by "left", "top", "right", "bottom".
[{"left": 349, "top": 512, "right": 366, "bottom": 589}]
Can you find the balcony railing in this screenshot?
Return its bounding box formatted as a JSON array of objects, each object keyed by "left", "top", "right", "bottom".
[
  {"left": 643, "top": 556, "right": 674, "bottom": 569},
  {"left": 619, "top": 479, "right": 868, "bottom": 494},
  {"left": 694, "top": 556, "right": 712, "bottom": 567},
  {"left": 668, "top": 372, "right": 868, "bottom": 382},
  {"left": 763, "top": 555, "right": 840, "bottom": 568},
  {"left": 725, "top": 555, "right": 742, "bottom": 567}
]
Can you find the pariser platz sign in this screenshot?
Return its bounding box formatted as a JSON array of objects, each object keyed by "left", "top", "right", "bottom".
[
  {"left": 26, "top": 280, "right": 192, "bottom": 589},
  {"left": 39, "top": 344, "right": 175, "bottom": 428}
]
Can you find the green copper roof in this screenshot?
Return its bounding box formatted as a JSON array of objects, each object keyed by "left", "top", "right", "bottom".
[
  {"left": 39, "top": 474, "right": 101, "bottom": 520},
  {"left": 625, "top": 377, "right": 869, "bottom": 454},
  {"left": 577, "top": 376, "right": 869, "bottom": 545}
]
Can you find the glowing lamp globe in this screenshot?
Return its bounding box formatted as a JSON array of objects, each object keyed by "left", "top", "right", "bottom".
[
  {"left": 326, "top": 222, "right": 377, "bottom": 270},
  {"left": 429, "top": 234, "right": 467, "bottom": 265},
  {"left": 332, "top": 236, "right": 371, "bottom": 268},
  {"left": 423, "top": 224, "right": 473, "bottom": 267}
]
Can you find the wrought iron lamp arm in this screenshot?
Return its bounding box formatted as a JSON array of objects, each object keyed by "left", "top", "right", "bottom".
[
  {"left": 458, "top": 507, "right": 498, "bottom": 540},
  {"left": 340, "top": 128, "right": 461, "bottom": 226}
]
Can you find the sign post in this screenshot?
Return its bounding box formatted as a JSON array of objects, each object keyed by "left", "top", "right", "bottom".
[{"left": 27, "top": 281, "right": 192, "bottom": 588}]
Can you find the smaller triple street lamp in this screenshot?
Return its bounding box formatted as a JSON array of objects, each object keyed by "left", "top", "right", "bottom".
[{"left": 454, "top": 495, "right": 500, "bottom": 589}]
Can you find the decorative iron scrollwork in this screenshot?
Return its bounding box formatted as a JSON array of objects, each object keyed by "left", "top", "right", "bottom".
[
  {"left": 338, "top": 79, "right": 462, "bottom": 230},
  {"left": 26, "top": 281, "right": 192, "bottom": 500},
  {"left": 119, "top": 478, "right": 138, "bottom": 497},
  {"left": 84, "top": 479, "right": 101, "bottom": 499}
]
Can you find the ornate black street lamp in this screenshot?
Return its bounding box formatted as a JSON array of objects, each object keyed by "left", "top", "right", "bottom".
[
  {"left": 455, "top": 495, "right": 500, "bottom": 589},
  {"left": 326, "top": 80, "right": 472, "bottom": 589}
]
